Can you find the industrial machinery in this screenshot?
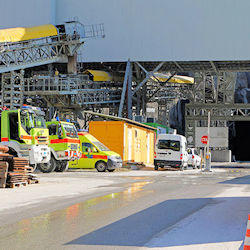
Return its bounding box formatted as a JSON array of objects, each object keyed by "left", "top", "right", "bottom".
[
  {"left": 0, "top": 105, "right": 51, "bottom": 169},
  {"left": 0, "top": 21, "right": 105, "bottom": 112},
  {"left": 46, "top": 120, "right": 81, "bottom": 172}
]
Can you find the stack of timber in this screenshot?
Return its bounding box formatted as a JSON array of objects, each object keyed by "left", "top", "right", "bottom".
[
  {"left": 0, "top": 161, "right": 8, "bottom": 188},
  {"left": 0, "top": 146, "right": 39, "bottom": 188},
  {"left": 0, "top": 146, "right": 11, "bottom": 188}
]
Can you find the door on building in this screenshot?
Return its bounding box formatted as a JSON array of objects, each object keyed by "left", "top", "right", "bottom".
[
  {"left": 128, "top": 128, "right": 132, "bottom": 161},
  {"left": 147, "top": 133, "right": 150, "bottom": 163}
]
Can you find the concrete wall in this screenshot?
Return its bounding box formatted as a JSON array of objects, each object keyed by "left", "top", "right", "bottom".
[
  {"left": 211, "top": 150, "right": 232, "bottom": 162},
  {"left": 56, "top": 0, "right": 250, "bottom": 62},
  {"left": 195, "top": 127, "right": 228, "bottom": 148}
]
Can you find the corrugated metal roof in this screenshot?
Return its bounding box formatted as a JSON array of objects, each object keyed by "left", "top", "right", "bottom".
[
  {"left": 83, "top": 70, "right": 112, "bottom": 82},
  {"left": 84, "top": 111, "right": 157, "bottom": 131},
  {"left": 79, "top": 60, "right": 250, "bottom": 73}
]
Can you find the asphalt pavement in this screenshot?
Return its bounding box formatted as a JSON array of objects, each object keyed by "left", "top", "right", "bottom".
[{"left": 0, "top": 168, "right": 250, "bottom": 249}]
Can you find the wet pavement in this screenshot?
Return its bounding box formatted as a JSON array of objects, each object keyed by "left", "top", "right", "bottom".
[{"left": 0, "top": 168, "right": 250, "bottom": 249}]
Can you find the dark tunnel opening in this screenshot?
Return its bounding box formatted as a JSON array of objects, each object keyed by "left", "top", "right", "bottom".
[{"left": 229, "top": 121, "right": 250, "bottom": 161}]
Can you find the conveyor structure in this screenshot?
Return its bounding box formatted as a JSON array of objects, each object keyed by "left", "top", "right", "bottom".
[
  {"left": 24, "top": 75, "right": 122, "bottom": 108},
  {"left": 0, "top": 21, "right": 106, "bottom": 110}
]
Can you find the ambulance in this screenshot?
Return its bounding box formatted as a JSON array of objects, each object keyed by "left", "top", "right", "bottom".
[{"left": 69, "top": 132, "right": 122, "bottom": 172}]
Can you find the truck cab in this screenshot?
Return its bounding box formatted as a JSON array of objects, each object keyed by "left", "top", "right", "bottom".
[
  {"left": 0, "top": 105, "right": 51, "bottom": 168},
  {"left": 46, "top": 120, "right": 81, "bottom": 172}
]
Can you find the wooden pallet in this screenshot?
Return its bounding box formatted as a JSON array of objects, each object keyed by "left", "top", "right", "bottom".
[
  {"left": 28, "top": 179, "right": 39, "bottom": 184},
  {"left": 7, "top": 182, "right": 28, "bottom": 188},
  {"left": 0, "top": 155, "right": 38, "bottom": 188}
]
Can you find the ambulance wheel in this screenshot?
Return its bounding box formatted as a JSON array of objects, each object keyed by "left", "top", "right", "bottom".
[
  {"left": 96, "top": 161, "right": 107, "bottom": 172},
  {"left": 55, "top": 161, "right": 69, "bottom": 172},
  {"left": 108, "top": 169, "right": 115, "bottom": 172},
  {"left": 154, "top": 165, "right": 158, "bottom": 171},
  {"left": 37, "top": 159, "right": 56, "bottom": 173}
]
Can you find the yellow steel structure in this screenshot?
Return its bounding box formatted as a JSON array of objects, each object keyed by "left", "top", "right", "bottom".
[
  {"left": 152, "top": 73, "right": 194, "bottom": 84},
  {"left": 84, "top": 70, "right": 112, "bottom": 82},
  {"left": 89, "top": 121, "right": 156, "bottom": 166},
  {"left": 0, "top": 24, "right": 58, "bottom": 43}
]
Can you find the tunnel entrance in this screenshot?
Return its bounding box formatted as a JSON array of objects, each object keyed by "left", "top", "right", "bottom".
[{"left": 229, "top": 121, "right": 250, "bottom": 161}]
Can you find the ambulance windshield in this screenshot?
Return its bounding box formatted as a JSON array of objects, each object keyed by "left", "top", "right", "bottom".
[{"left": 93, "top": 141, "right": 110, "bottom": 151}]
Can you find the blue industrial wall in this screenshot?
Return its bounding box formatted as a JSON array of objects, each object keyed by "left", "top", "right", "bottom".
[
  {"left": 0, "top": 0, "right": 55, "bottom": 28},
  {"left": 1, "top": 0, "right": 250, "bottom": 62},
  {"left": 56, "top": 0, "right": 250, "bottom": 62}
]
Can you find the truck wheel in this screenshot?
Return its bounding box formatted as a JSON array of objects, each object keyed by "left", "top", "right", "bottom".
[
  {"left": 154, "top": 165, "right": 158, "bottom": 171},
  {"left": 37, "top": 159, "right": 56, "bottom": 173},
  {"left": 96, "top": 161, "right": 107, "bottom": 172},
  {"left": 56, "top": 161, "right": 69, "bottom": 172}
]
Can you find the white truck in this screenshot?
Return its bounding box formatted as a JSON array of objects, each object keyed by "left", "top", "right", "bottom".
[{"left": 154, "top": 134, "right": 188, "bottom": 171}]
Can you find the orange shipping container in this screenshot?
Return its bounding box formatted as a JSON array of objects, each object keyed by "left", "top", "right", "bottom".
[{"left": 89, "top": 120, "right": 156, "bottom": 166}]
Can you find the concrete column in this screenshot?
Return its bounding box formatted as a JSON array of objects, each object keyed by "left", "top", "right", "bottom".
[
  {"left": 67, "top": 54, "right": 77, "bottom": 74},
  {"left": 142, "top": 85, "right": 147, "bottom": 116},
  {"left": 136, "top": 93, "right": 141, "bottom": 115}
]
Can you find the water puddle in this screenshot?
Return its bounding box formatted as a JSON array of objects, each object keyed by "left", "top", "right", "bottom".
[{"left": 0, "top": 178, "right": 153, "bottom": 249}]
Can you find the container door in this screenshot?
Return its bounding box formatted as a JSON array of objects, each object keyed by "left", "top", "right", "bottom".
[
  {"left": 147, "top": 133, "right": 150, "bottom": 163},
  {"left": 128, "top": 128, "right": 132, "bottom": 161}
]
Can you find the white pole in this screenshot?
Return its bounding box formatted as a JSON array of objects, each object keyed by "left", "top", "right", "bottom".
[
  {"left": 205, "top": 111, "right": 211, "bottom": 171},
  {"left": 207, "top": 111, "right": 210, "bottom": 151}
]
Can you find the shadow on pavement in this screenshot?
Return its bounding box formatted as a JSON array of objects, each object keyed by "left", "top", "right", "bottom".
[
  {"left": 220, "top": 175, "right": 250, "bottom": 184},
  {"left": 66, "top": 197, "right": 248, "bottom": 248}
]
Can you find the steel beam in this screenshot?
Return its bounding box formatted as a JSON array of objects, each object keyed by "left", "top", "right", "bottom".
[
  {"left": 210, "top": 61, "right": 218, "bottom": 73},
  {"left": 0, "top": 36, "right": 84, "bottom": 73},
  {"left": 133, "top": 62, "right": 165, "bottom": 95},
  {"left": 146, "top": 72, "right": 177, "bottom": 102},
  {"left": 127, "top": 62, "right": 133, "bottom": 119},
  {"left": 118, "top": 60, "right": 130, "bottom": 117}
]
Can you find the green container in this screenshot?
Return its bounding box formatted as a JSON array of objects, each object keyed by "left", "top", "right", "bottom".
[{"left": 143, "top": 122, "right": 170, "bottom": 136}]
